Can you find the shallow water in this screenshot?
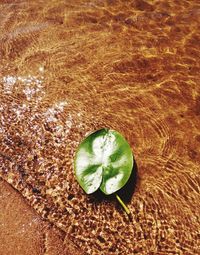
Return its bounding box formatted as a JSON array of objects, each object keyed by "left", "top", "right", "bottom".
[{"left": 0, "top": 1, "right": 200, "bottom": 254}]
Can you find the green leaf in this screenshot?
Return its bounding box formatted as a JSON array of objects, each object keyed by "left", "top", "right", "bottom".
[{"left": 74, "top": 128, "right": 134, "bottom": 195}]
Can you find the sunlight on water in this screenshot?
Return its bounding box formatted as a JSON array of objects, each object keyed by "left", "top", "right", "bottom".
[{"left": 0, "top": 0, "right": 199, "bottom": 254}]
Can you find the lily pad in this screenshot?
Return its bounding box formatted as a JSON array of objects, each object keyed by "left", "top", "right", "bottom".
[{"left": 74, "top": 128, "right": 134, "bottom": 195}]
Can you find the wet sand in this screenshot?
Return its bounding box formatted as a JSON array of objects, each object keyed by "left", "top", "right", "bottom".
[{"left": 0, "top": 1, "right": 200, "bottom": 254}]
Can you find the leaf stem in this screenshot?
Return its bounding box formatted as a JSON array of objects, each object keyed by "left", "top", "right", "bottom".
[{"left": 116, "top": 194, "right": 130, "bottom": 215}]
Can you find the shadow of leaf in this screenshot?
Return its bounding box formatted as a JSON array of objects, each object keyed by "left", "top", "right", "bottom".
[{"left": 116, "top": 160, "right": 138, "bottom": 203}]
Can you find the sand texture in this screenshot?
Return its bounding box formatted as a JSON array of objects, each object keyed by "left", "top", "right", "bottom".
[{"left": 0, "top": 0, "right": 200, "bottom": 254}]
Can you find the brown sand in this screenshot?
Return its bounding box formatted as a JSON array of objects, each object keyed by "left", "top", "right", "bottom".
[
  {"left": 0, "top": 178, "right": 80, "bottom": 255},
  {"left": 0, "top": 0, "right": 200, "bottom": 254}
]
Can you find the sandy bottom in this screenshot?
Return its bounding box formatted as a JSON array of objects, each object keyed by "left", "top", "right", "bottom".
[{"left": 0, "top": 1, "right": 200, "bottom": 254}]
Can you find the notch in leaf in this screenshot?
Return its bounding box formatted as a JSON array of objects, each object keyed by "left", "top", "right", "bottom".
[{"left": 74, "top": 128, "right": 134, "bottom": 214}]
